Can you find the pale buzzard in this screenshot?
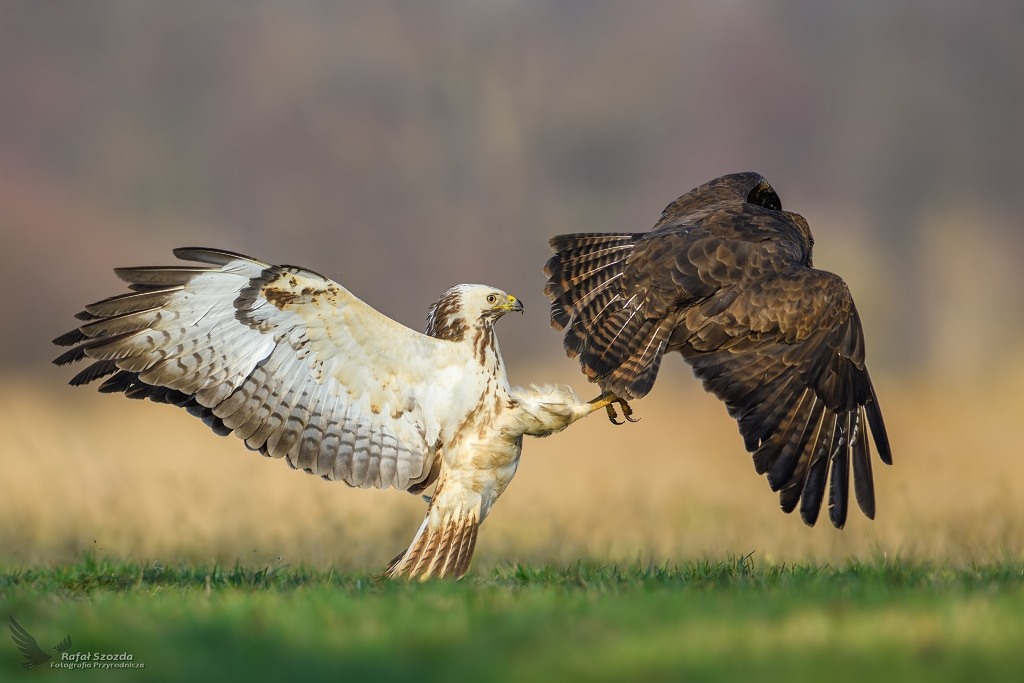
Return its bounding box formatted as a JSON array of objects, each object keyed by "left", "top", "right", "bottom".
[{"left": 54, "top": 248, "right": 626, "bottom": 579}]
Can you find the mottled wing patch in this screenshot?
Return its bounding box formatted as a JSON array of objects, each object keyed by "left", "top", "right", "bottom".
[{"left": 54, "top": 247, "right": 466, "bottom": 492}]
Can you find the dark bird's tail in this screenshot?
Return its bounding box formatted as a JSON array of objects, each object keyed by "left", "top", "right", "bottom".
[
  {"left": 544, "top": 233, "right": 668, "bottom": 398},
  {"left": 544, "top": 233, "right": 640, "bottom": 338}
]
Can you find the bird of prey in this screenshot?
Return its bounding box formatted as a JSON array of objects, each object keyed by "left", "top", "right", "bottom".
[
  {"left": 8, "top": 616, "right": 72, "bottom": 670},
  {"left": 53, "top": 248, "right": 626, "bottom": 579},
  {"left": 544, "top": 172, "right": 892, "bottom": 529}
]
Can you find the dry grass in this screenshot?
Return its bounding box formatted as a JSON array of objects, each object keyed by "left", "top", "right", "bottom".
[{"left": 3, "top": 360, "right": 1024, "bottom": 569}]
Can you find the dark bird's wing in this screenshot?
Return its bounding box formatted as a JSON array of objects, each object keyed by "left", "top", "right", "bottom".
[
  {"left": 53, "top": 634, "right": 73, "bottom": 653},
  {"left": 544, "top": 173, "right": 891, "bottom": 528},
  {"left": 545, "top": 207, "right": 806, "bottom": 400},
  {"left": 676, "top": 268, "right": 891, "bottom": 528},
  {"left": 8, "top": 617, "right": 51, "bottom": 669}
]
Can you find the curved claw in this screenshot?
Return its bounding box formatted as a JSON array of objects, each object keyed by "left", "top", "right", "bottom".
[
  {"left": 588, "top": 392, "right": 638, "bottom": 425},
  {"left": 617, "top": 398, "right": 640, "bottom": 423},
  {"left": 605, "top": 402, "right": 624, "bottom": 425}
]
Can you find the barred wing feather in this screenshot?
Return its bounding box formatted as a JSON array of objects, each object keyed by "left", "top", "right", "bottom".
[{"left": 54, "top": 247, "right": 460, "bottom": 491}]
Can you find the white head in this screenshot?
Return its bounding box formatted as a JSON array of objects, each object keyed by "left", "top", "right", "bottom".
[{"left": 425, "top": 284, "right": 523, "bottom": 341}]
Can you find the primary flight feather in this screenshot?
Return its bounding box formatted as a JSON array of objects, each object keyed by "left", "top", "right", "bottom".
[
  {"left": 54, "top": 247, "right": 623, "bottom": 579},
  {"left": 544, "top": 172, "right": 892, "bottom": 529}
]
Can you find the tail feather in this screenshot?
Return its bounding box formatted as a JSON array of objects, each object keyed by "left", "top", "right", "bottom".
[
  {"left": 600, "top": 317, "right": 674, "bottom": 399},
  {"left": 547, "top": 232, "right": 639, "bottom": 257},
  {"left": 386, "top": 504, "right": 481, "bottom": 580},
  {"left": 544, "top": 233, "right": 641, "bottom": 330},
  {"left": 545, "top": 232, "right": 676, "bottom": 399}
]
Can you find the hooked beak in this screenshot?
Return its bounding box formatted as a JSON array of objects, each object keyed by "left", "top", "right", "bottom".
[{"left": 497, "top": 294, "right": 524, "bottom": 314}]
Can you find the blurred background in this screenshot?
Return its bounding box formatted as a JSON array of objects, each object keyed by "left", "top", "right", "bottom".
[{"left": 2, "top": 1, "right": 1023, "bottom": 568}]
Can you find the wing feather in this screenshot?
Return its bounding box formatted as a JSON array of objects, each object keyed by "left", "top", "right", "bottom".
[
  {"left": 54, "top": 247, "right": 470, "bottom": 491},
  {"left": 851, "top": 406, "right": 876, "bottom": 518},
  {"left": 828, "top": 411, "right": 852, "bottom": 529},
  {"left": 799, "top": 409, "right": 837, "bottom": 526},
  {"left": 683, "top": 271, "right": 888, "bottom": 526},
  {"left": 547, "top": 203, "right": 892, "bottom": 528}
]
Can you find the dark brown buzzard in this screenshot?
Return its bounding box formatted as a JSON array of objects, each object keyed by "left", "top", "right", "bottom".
[{"left": 544, "top": 172, "right": 891, "bottom": 529}]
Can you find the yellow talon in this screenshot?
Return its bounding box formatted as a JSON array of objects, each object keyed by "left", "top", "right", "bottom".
[
  {"left": 588, "top": 393, "right": 639, "bottom": 425},
  {"left": 618, "top": 398, "right": 639, "bottom": 423}
]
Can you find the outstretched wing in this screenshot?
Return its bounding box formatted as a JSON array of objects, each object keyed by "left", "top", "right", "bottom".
[
  {"left": 546, "top": 229, "right": 891, "bottom": 529},
  {"left": 54, "top": 248, "right": 465, "bottom": 491},
  {"left": 8, "top": 617, "right": 51, "bottom": 669},
  {"left": 545, "top": 212, "right": 807, "bottom": 400},
  {"left": 677, "top": 268, "right": 891, "bottom": 528}
]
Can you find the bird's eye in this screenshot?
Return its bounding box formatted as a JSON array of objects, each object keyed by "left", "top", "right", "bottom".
[{"left": 487, "top": 295, "right": 497, "bottom": 304}]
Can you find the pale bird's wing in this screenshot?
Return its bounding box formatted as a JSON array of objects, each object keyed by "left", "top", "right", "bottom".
[{"left": 54, "top": 247, "right": 464, "bottom": 491}]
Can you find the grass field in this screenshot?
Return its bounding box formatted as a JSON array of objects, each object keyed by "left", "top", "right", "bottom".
[
  {"left": 4, "top": 365, "right": 1024, "bottom": 680},
  {"left": 2, "top": 554, "right": 1023, "bottom": 682},
  {"left": 6, "top": 363, "right": 1024, "bottom": 568}
]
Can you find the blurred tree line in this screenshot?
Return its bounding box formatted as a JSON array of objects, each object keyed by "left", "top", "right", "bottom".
[{"left": 1, "top": 0, "right": 1022, "bottom": 380}]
